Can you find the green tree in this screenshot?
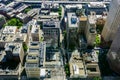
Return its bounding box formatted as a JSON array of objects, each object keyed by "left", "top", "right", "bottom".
[
  {"left": 23, "top": 7, "right": 32, "bottom": 13},
  {"left": 4, "top": 18, "right": 23, "bottom": 29},
  {"left": 23, "top": 43, "right": 28, "bottom": 52},
  {"left": 93, "top": 77, "right": 102, "bottom": 80},
  {"left": 64, "top": 63, "right": 70, "bottom": 76},
  {"left": 95, "top": 34, "right": 101, "bottom": 47}
]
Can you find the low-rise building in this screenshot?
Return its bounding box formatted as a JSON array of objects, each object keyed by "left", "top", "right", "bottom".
[
  {"left": 69, "top": 50, "right": 87, "bottom": 78},
  {"left": 82, "top": 50, "right": 100, "bottom": 77},
  {"left": 43, "top": 47, "right": 66, "bottom": 80},
  {"left": 16, "top": 13, "right": 30, "bottom": 24},
  {"left": 67, "top": 12, "right": 79, "bottom": 50}
]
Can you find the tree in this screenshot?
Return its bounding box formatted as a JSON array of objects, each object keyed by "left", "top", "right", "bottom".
[
  {"left": 93, "top": 77, "right": 102, "bottom": 80},
  {"left": 23, "top": 7, "right": 32, "bottom": 13},
  {"left": 23, "top": 43, "right": 28, "bottom": 52},
  {"left": 95, "top": 34, "right": 101, "bottom": 47},
  {"left": 64, "top": 63, "right": 70, "bottom": 76},
  {"left": 4, "top": 18, "right": 23, "bottom": 29}
]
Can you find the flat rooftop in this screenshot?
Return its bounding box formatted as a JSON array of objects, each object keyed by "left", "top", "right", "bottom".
[
  {"left": 88, "top": 2, "right": 106, "bottom": 8},
  {"left": 3, "top": 26, "right": 17, "bottom": 34},
  {"left": 88, "top": 12, "right": 97, "bottom": 24},
  {"left": 5, "top": 43, "right": 22, "bottom": 55},
  {"left": 80, "top": 16, "right": 87, "bottom": 21},
  {"left": 69, "top": 50, "right": 86, "bottom": 78},
  {"left": 43, "top": 21, "right": 60, "bottom": 28},
  {"left": 26, "top": 42, "right": 46, "bottom": 68},
  {"left": 0, "top": 34, "right": 15, "bottom": 42},
  {"left": 67, "top": 13, "right": 78, "bottom": 28},
  {"left": 65, "top": 4, "right": 82, "bottom": 9},
  {"left": 16, "top": 13, "right": 28, "bottom": 19}
]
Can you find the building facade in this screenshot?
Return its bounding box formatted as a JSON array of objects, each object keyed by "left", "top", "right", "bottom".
[
  {"left": 107, "top": 26, "right": 120, "bottom": 75},
  {"left": 85, "top": 12, "right": 97, "bottom": 46},
  {"left": 101, "top": 0, "right": 120, "bottom": 41}
]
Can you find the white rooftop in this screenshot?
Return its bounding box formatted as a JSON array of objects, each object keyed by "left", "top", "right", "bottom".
[
  {"left": 16, "top": 13, "right": 28, "bottom": 19},
  {"left": 3, "top": 26, "right": 17, "bottom": 34},
  {"left": 66, "top": 4, "right": 82, "bottom": 9},
  {"left": 40, "top": 68, "right": 46, "bottom": 77},
  {"left": 88, "top": 2, "right": 106, "bottom": 8},
  {"left": 88, "top": 12, "right": 97, "bottom": 24}
]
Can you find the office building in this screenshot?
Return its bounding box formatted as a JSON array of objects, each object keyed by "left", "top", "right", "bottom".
[
  {"left": 5, "top": 43, "right": 24, "bottom": 64},
  {"left": 31, "top": 20, "right": 43, "bottom": 42},
  {"left": 0, "top": 26, "right": 17, "bottom": 48},
  {"left": 43, "top": 21, "right": 60, "bottom": 48},
  {"left": 16, "top": 13, "right": 30, "bottom": 24},
  {"left": 101, "top": 0, "right": 120, "bottom": 41},
  {"left": 0, "top": 26, "right": 28, "bottom": 48},
  {"left": 67, "top": 12, "right": 79, "bottom": 50},
  {"left": 85, "top": 12, "right": 97, "bottom": 46},
  {"left": 25, "top": 42, "right": 46, "bottom": 79},
  {"left": 79, "top": 15, "right": 87, "bottom": 34},
  {"left": 0, "top": 42, "right": 24, "bottom": 79},
  {"left": 107, "top": 26, "right": 120, "bottom": 75},
  {"left": 0, "top": 14, "right": 6, "bottom": 28}
]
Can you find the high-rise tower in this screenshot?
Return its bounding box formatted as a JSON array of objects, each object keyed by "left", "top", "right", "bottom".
[
  {"left": 107, "top": 26, "right": 120, "bottom": 75},
  {"left": 101, "top": 0, "right": 120, "bottom": 41}
]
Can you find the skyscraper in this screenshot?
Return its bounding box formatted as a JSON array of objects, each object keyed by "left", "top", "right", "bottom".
[
  {"left": 85, "top": 12, "right": 97, "bottom": 46},
  {"left": 101, "top": 0, "right": 120, "bottom": 41},
  {"left": 107, "top": 26, "right": 120, "bottom": 75}
]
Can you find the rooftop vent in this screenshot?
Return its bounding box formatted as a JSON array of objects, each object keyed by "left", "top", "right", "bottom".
[{"left": 71, "top": 17, "right": 77, "bottom": 24}]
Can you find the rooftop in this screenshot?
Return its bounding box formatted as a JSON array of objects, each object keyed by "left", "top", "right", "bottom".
[
  {"left": 5, "top": 43, "right": 22, "bottom": 55},
  {"left": 14, "top": 33, "right": 27, "bottom": 42},
  {"left": 43, "top": 21, "right": 60, "bottom": 28},
  {"left": 0, "top": 34, "right": 15, "bottom": 42},
  {"left": 88, "top": 12, "right": 97, "bottom": 24},
  {"left": 31, "top": 25, "right": 39, "bottom": 34},
  {"left": 26, "top": 42, "right": 46, "bottom": 68},
  {"left": 83, "top": 51, "right": 98, "bottom": 63},
  {"left": 86, "top": 63, "right": 100, "bottom": 77},
  {"left": 88, "top": 2, "right": 106, "bottom": 8},
  {"left": 41, "top": 3, "right": 59, "bottom": 9},
  {"left": 15, "top": 4, "right": 28, "bottom": 12},
  {"left": 67, "top": 13, "right": 78, "bottom": 28},
  {"left": 6, "top": 1, "right": 20, "bottom": 8},
  {"left": 65, "top": 4, "right": 82, "bottom": 9},
  {"left": 3, "top": 26, "right": 17, "bottom": 34},
  {"left": 69, "top": 50, "right": 87, "bottom": 78},
  {"left": 80, "top": 16, "right": 87, "bottom": 21},
  {"left": 0, "top": 3, "right": 5, "bottom": 9},
  {"left": 16, "top": 13, "right": 28, "bottom": 19}
]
